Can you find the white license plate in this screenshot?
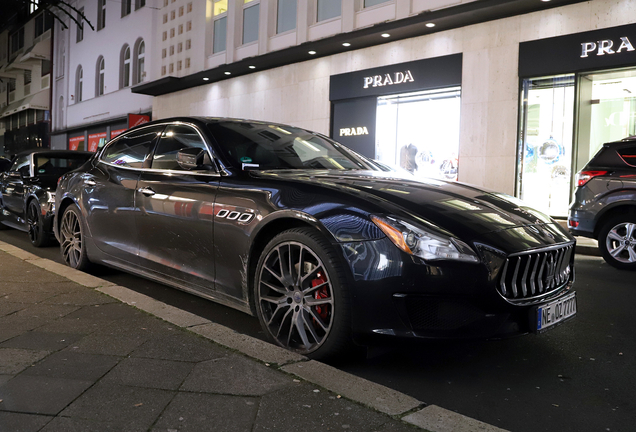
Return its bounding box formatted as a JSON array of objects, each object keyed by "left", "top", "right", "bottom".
[{"left": 537, "top": 292, "right": 577, "bottom": 332}]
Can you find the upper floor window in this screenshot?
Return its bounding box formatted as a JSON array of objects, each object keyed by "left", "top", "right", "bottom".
[
  {"left": 10, "top": 28, "right": 25, "bottom": 55},
  {"left": 317, "top": 0, "right": 340, "bottom": 22},
  {"left": 364, "top": 0, "right": 390, "bottom": 7},
  {"left": 76, "top": 8, "right": 84, "bottom": 42},
  {"left": 243, "top": 1, "right": 259, "bottom": 45},
  {"left": 76, "top": 65, "right": 83, "bottom": 102},
  {"left": 121, "top": 45, "right": 131, "bottom": 88},
  {"left": 277, "top": 0, "right": 296, "bottom": 34},
  {"left": 96, "top": 57, "right": 105, "bottom": 96},
  {"left": 136, "top": 41, "right": 145, "bottom": 84},
  {"left": 122, "top": 0, "right": 132, "bottom": 17},
  {"left": 97, "top": 0, "right": 106, "bottom": 30},
  {"left": 135, "top": 0, "right": 146, "bottom": 10},
  {"left": 213, "top": 1, "right": 227, "bottom": 53},
  {"left": 35, "top": 11, "right": 53, "bottom": 38},
  {"left": 30, "top": 0, "right": 39, "bottom": 14}
]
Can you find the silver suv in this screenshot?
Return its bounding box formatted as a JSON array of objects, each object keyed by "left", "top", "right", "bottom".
[{"left": 568, "top": 138, "right": 636, "bottom": 270}]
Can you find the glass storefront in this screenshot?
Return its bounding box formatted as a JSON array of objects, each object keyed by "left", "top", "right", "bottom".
[
  {"left": 518, "top": 75, "right": 575, "bottom": 217},
  {"left": 375, "top": 87, "right": 461, "bottom": 181}
]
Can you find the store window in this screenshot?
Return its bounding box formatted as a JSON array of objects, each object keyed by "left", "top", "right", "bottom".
[
  {"left": 243, "top": 1, "right": 259, "bottom": 45},
  {"left": 575, "top": 69, "right": 636, "bottom": 171},
  {"left": 277, "top": 0, "right": 296, "bottom": 34},
  {"left": 517, "top": 75, "right": 575, "bottom": 217},
  {"left": 376, "top": 87, "right": 461, "bottom": 181},
  {"left": 317, "top": 0, "right": 340, "bottom": 22}
]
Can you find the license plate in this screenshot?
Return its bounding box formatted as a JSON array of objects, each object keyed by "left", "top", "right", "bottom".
[{"left": 537, "top": 292, "right": 577, "bottom": 332}]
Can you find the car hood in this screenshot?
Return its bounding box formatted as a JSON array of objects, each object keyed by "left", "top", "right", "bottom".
[{"left": 253, "top": 170, "right": 572, "bottom": 251}]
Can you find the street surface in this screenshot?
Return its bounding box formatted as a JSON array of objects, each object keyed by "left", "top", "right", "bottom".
[{"left": 1, "top": 229, "right": 633, "bottom": 432}]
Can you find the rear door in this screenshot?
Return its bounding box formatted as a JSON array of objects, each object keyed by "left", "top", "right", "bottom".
[
  {"left": 84, "top": 125, "right": 164, "bottom": 262},
  {"left": 1, "top": 155, "right": 31, "bottom": 220},
  {"left": 135, "top": 123, "right": 219, "bottom": 291}
]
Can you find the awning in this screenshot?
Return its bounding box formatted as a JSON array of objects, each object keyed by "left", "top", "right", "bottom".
[
  {"left": 0, "top": 89, "right": 49, "bottom": 119},
  {"left": 19, "top": 37, "right": 51, "bottom": 63}
]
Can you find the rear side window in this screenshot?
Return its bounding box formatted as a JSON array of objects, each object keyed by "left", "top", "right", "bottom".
[
  {"left": 101, "top": 126, "right": 164, "bottom": 168},
  {"left": 35, "top": 154, "right": 91, "bottom": 177},
  {"left": 151, "top": 124, "right": 209, "bottom": 170},
  {"left": 617, "top": 145, "right": 636, "bottom": 167}
]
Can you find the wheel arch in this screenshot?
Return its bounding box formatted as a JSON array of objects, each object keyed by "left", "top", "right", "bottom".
[
  {"left": 593, "top": 204, "right": 636, "bottom": 239},
  {"left": 56, "top": 196, "right": 81, "bottom": 235}
]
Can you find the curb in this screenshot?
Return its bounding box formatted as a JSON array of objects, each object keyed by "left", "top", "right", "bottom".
[{"left": 0, "top": 240, "right": 509, "bottom": 432}]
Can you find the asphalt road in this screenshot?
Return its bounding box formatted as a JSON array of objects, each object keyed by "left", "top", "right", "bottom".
[{"left": 1, "top": 229, "right": 633, "bottom": 432}]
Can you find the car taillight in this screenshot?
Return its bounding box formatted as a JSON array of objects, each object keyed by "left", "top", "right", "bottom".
[
  {"left": 576, "top": 170, "right": 607, "bottom": 187},
  {"left": 57, "top": 176, "right": 62, "bottom": 187}
]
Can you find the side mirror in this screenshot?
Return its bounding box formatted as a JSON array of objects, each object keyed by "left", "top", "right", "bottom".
[{"left": 176, "top": 148, "right": 213, "bottom": 170}]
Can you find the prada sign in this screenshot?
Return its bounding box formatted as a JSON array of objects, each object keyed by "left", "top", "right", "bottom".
[
  {"left": 581, "top": 37, "right": 635, "bottom": 58},
  {"left": 520, "top": 22, "right": 636, "bottom": 78},
  {"left": 363, "top": 71, "right": 414, "bottom": 89},
  {"left": 330, "top": 54, "right": 462, "bottom": 101},
  {"left": 340, "top": 126, "right": 369, "bottom": 136}
]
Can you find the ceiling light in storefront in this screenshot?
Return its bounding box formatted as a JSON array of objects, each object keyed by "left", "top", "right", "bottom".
[
  {"left": 203, "top": 77, "right": 209, "bottom": 81},
  {"left": 249, "top": 65, "right": 256, "bottom": 69},
  {"left": 308, "top": 51, "right": 317, "bottom": 55},
  {"left": 381, "top": 33, "right": 391, "bottom": 38},
  {"left": 425, "top": 23, "right": 435, "bottom": 28},
  {"left": 342, "top": 43, "right": 351, "bottom": 47},
  {"left": 541, "top": 0, "right": 550, "bottom": 2},
  {"left": 224, "top": 72, "right": 231, "bottom": 75}
]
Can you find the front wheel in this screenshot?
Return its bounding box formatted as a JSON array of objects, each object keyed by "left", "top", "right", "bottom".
[
  {"left": 598, "top": 215, "right": 636, "bottom": 270},
  {"left": 254, "top": 228, "right": 352, "bottom": 360},
  {"left": 27, "top": 200, "right": 50, "bottom": 247},
  {"left": 59, "top": 204, "right": 91, "bottom": 270}
]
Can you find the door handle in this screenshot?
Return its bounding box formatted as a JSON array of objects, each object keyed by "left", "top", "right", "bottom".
[{"left": 137, "top": 187, "right": 155, "bottom": 196}]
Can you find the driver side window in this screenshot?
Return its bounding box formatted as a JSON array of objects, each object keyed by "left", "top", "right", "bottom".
[
  {"left": 151, "top": 124, "right": 210, "bottom": 171},
  {"left": 101, "top": 126, "right": 164, "bottom": 168},
  {"left": 10, "top": 155, "right": 31, "bottom": 177}
]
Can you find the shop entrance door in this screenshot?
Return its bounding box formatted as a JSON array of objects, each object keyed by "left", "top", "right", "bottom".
[
  {"left": 575, "top": 69, "right": 636, "bottom": 172},
  {"left": 517, "top": 75, "right": 575, "bottom": 217},
  {"left": 375, "top": 87, "right": 461, "bottom": 181}
]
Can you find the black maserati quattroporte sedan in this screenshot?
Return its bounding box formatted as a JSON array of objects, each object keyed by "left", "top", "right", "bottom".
[
  {"left": 54, "top": 118, "right": 577, "bottom": 359},
  {"left": 0, "top": 149, "right": 92, "bottom": 246}
]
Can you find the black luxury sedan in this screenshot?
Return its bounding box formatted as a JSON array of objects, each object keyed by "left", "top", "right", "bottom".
[
  {"left": 0, "top": 149, "right": 93, "bottom": 247},
  {"left": 54, "top": 117, "right": 577, "bottom": 359},
  {"left": 568, "top": 137, "right": 636, "bottom": 270}
]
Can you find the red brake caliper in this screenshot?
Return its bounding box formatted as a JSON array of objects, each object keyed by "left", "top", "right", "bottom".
[{"left": 312, "top": 272, "right": 329, "bottom": 321}]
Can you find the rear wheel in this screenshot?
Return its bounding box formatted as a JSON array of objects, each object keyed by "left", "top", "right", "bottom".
[
  {"left": 598, "top": 215, "right": 636, "bottom": 270},
  {"left": 27, "top": 200, "right": 50, "bottom": 247},
  {"left": 59, "top": 204, "right": 91, "bottom": 270},
  {"left": 254, "top": 228, "right": 352, "bottom": 360}
]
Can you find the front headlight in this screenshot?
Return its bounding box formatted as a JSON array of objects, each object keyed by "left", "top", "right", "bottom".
[{"left": 370, "top": 215, "right": 479, "bottom": 263}]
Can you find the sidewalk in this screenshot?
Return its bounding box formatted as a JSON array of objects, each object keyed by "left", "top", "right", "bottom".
[{"left": 0, "top": 242, "right": 506, "bottom": 432}]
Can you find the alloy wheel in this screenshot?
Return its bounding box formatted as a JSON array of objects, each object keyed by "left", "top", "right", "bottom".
[
  {"left": 27, "top": 201, "right": 41, "bottom": 245},
  {"left": 605, "top": 222, "right": 636, "bottom": 264},
  {"left": 257, "top": 241, "right": 335, "bottom": 354},
  {"left": 60, "top": 208, "right": 83, "bottom": 267}
]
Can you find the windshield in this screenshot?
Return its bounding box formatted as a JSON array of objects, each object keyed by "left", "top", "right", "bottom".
[
  {"left": 35, "top": 154, "right": 91, "bottom": 177},
  {"left": 207, "top": 121, "right": 377, "bottom": 171}
]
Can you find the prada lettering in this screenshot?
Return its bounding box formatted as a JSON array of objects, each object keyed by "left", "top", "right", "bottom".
[
  {"left": 363, "top": 70, "right": 415, "bottom": 89},
  {"left": 581, "top": 36, "right": 635, "bottom": 58},
  {"left": 340, "top": 127, "right": 369, "bottom": 136}
]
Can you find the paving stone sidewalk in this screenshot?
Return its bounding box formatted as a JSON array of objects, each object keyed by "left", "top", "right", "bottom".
[{"left": 0, "top": 251, "right": 424, "bottom": 432}]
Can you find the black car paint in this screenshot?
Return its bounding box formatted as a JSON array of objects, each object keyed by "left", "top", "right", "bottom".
[
  {"left": 0, "top": 150, "right": 93, "bottom": 240},
  {"left": 55, "top": 117, "right": 576, "bottom": 346}
]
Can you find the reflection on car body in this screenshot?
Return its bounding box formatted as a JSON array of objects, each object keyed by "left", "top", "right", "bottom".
[{"left": 55, "top": 117, "right": 577, "bottom": 360}]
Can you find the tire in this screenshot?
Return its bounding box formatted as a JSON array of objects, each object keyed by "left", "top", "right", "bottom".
[
  {"left": 254, "top": 228, "right": 352, "bottom": 361},
  {"left": 598, "top": 215, "right": 636, "bottom": 271},
  {"left": 59, "top": 204, "right": 91, "bottom": 270},
  {"left": 27, "top": 200, "right": 51, "bottom": 247}
]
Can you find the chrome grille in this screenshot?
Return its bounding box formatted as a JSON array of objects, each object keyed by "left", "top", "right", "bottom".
[{"left": 498, "top": 244, "right": 574, "bottom": 301}]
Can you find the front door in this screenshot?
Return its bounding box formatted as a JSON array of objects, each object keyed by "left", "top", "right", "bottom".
[
  {"left": 135, "top": 124, "right": 219, "bottom": 291},
  {"left": 1, "top": 154, "right": 31, "bottom": 222}
]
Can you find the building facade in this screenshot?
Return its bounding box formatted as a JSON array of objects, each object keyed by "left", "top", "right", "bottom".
[
  {"left": 0, "top": 7, "right": 53, "bottom": 157},
  {"left": 50, "top": 0, "right": 156, "bottom": 152}
]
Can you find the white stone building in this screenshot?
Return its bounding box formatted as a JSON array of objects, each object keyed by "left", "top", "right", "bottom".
[{"left": 50, "top": 0, "right": 157, "bottom": 152}]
